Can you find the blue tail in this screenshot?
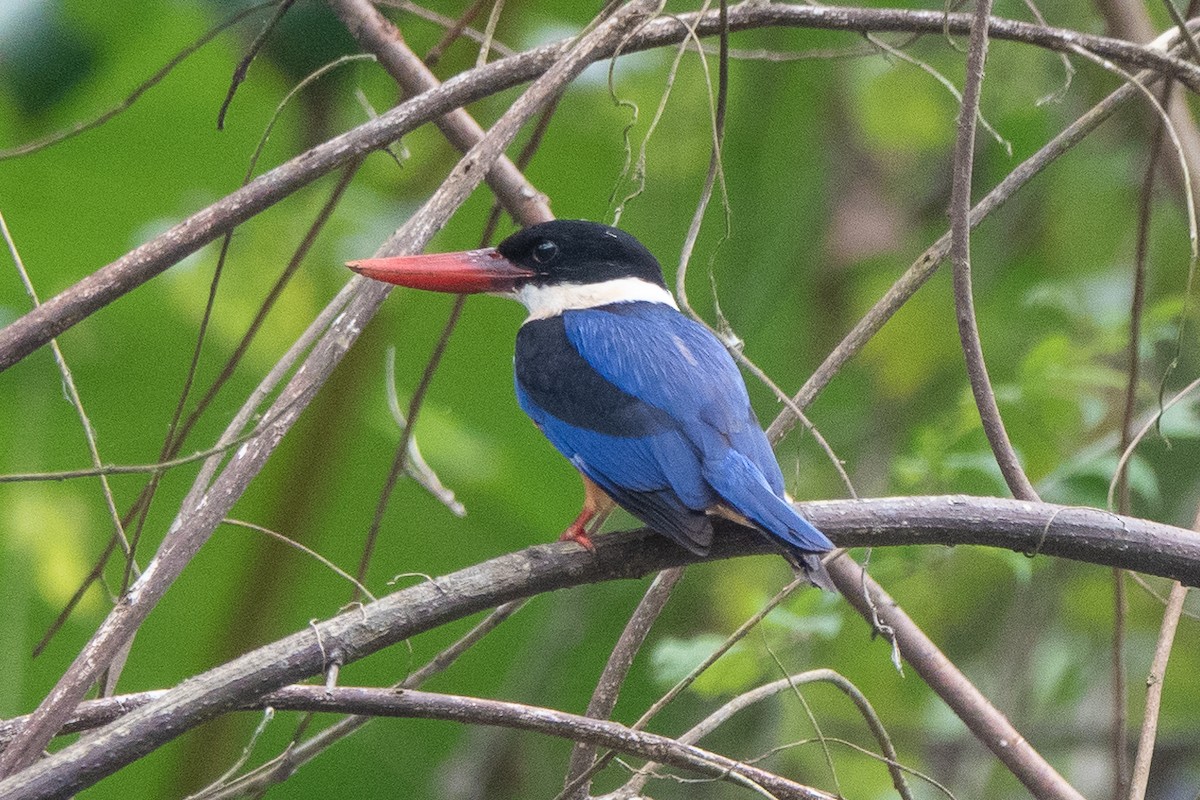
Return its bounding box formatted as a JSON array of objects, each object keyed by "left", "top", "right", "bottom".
[{"left": 703, "top": 451, "right": 833, "bottom": 553}]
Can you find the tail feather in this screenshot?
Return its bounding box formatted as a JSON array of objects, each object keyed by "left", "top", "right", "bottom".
[
  {"left": 791, "top": 552, "right": 836, "bottom": 591},
  {"left": 703, "top": 451, "right": 833, "bottom": 554}
]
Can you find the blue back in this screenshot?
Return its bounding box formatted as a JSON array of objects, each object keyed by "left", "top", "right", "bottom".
[{"left": 514, "top": 301, "right": 831, "bottom": 555}]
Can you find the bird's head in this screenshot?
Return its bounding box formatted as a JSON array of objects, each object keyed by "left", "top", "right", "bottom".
[{"left": 348, "top": 220, "right": 674, "bottom": 316}]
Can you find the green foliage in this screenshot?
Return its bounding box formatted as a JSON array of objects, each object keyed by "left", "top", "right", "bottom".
[{"left": 2, "top": 1, "right": 1199, "bottom": 797}]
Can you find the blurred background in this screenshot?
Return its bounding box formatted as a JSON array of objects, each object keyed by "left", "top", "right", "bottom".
[{"left": 1, "top": 0, "right": 1199, "bottom": 797}]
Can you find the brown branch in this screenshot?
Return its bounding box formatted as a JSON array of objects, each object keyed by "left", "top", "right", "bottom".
[
  {"left": 0, "top": 687, "right": 833, "bottom": 800},
  {"left": 0, "top": 1, "right": 659, "bottom": 778},
  {"left": 826, "top": 554, "right": 1084, "bottom": 800},
  {"left": 766, "top": 25, "right": 1196, "bottom": 445},
  {"left": 217, "top": 0, "right": 298, "bottom": 129},
  {"left": 1126, "top": 580, "right": 1190, "bottom": 800},
  {"left": 563, "top": 567, "right": 683, "bottom": 798},
  {"left": 949, "top": 0, "right": 1040, "bottom": 501},
  {"left": 4, "top": 3, "right": 1200, "bottom": 372},
  {"left": 1127, "top": 509, "right": 1197, "bottom": 800},
  {"left": 0, "top": 496, "right": 1198, "bottom": 796}
]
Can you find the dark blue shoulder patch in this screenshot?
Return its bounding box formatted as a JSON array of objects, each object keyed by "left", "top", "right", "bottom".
[{"left": 515, "top": 316, "right": 672, "bottom": 437}]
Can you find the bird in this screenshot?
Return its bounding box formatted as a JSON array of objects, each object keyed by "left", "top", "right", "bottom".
[{"left": 348, "top": 220, "right": 834, "bottom": 588}]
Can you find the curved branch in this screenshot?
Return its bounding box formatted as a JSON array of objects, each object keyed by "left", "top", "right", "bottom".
[
  {"left": 621, "top": 669, "right": 912, "bottom": 800},
  {"left": 2, "top": 3, "right": 1199, "bottom": 371},
  {"left": 948, "top": 0, "right": 1040, "bottom": 501},
  {"left": 0, "top": 687, "right": 833, "bottom": 800},
  {"left": 0, "top": 495, "right": 1197, "bottom": 798}
]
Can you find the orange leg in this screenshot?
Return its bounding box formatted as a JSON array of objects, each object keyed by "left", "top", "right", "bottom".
[{"left": 559, "top": 474, "right": 615, "bottom": 552}]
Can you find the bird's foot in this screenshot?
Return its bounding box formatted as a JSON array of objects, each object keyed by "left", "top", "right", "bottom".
[{"left": 558, "top": 523, "right": 597, "bottom": 552}]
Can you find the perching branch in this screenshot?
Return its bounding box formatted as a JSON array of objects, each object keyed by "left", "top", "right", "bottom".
[{"left": 0, "top": 495, "right": 1197, "bottom": 797}]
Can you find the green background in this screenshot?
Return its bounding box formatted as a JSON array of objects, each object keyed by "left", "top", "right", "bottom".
[{"left": 1, "top": 0, "right": 1198, "bottom": 797}]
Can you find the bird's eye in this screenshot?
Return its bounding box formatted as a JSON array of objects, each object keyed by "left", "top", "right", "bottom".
[{"left": 532, "top": 240, "right": 558, "bottom": 264}]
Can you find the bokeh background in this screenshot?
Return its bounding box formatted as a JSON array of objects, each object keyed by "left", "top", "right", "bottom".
[{"left": 2, "top": 0, "right": 1199, "bottom": 797}]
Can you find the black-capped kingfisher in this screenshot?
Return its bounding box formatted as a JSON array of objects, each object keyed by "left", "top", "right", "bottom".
[{"left": 348, "top": 220, "right": 834, "bottom": 587}]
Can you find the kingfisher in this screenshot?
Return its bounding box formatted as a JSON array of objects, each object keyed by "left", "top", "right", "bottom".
[{"left": 348, "top": 220, "right": 833, "bottom": 587}]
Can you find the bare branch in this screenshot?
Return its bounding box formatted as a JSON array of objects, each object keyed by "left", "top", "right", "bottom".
[
  {"left": 4, "top": 3, "right": 1200, "bottom": 371},
  {"left": 1127, "top": 504, "right": 1197, "bottom": 800},
  {"left": 564, "top": 567, "right": 684, "bottom": 798},
  {"left": 949, "top": 0, "right": 1040, "bottom": 500},
  {"left": 1127, "top": 581, "right": 1189, "bottom": 800},
  {"left": 2, "top": 687, "right": 834, "bottom": 800},
  {"left": 0, "top": 495, "right": 1197, "bottom": 796},
  {"left": 826, "top": 554, "right": 1084, "bottom": 800}
]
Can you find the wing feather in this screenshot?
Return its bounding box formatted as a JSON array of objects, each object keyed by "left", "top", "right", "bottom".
[{"left": 516, "top": 302, "right": 831, "bottom": 556}]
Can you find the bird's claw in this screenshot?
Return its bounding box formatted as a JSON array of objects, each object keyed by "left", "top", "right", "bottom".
[{"left": 558, "top": 524, "right": 597, "bottom": 552}]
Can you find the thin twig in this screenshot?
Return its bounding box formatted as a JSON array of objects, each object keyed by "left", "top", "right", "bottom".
[
  {"left": 617, "top": 669, "right": 914, "bottom": 800},
  {"left": 383, "top": 349, "right": 466, "bottom": 516},
  {"left": 564, "top": 568, "right": 684, "bottom": 799},
  {"left": 767, "top": 18, "right": 1200, "bottom": 446},
  {"left": 949, "top": 0, "right": 1040, "bottom": 502},
  {"left": 475, "top": 0, "right": 506, "bottom": 68},
  {"left": 417, "top": 0, "right": 493, "bottom": 65},
  {"left": 222, "top": 518, "right": 377, "bottom": 601},
  {"left": 745, "top": 737, "right": 956, "bottom": 800},
  {"left": 217, "top": 0, "right": 298, "bottom": 129},
  {"left": 0, "top": 1, "right": 279, "bottom": 159},
  {"left": 0, "top": 213, "right": 134, "bottom": 570},
  {"left": 1126, "top": 579, "right": 1190, "bottom": 800}
]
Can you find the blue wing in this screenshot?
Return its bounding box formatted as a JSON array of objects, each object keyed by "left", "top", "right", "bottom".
[{"left": 515, "top": 301, "right": 831, "bottom": 556}]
